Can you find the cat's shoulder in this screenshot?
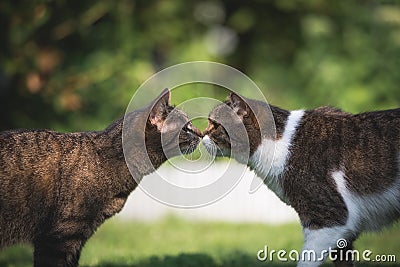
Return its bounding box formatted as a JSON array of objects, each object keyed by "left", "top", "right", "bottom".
[{"left": 312, "top": 106, "right": 350, "bottom": 116}]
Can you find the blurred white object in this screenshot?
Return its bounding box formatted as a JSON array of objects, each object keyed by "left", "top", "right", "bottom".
[{"left": 118, "top": 161, "right": 299, "bottom": 224}]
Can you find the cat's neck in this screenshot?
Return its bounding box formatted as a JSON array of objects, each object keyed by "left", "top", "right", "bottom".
[
  {"left": 95, "top": 115, "right": 167, "bottom": 179},
  {"left": 269, "top": 105, "right": 292, "bottom": 139},
  {"left": 249, "top": 107, "right": 305, "bottom": 203},
  {"left": 99, "top": 118, "right": 124, "bottom": 158}
]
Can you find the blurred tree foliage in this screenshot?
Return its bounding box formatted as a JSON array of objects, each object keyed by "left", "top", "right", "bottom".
[{"left": 0, "top": 0, "right": 399, "bottom": 131}]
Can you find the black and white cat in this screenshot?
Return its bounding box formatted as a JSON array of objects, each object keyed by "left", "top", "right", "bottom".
[{"left": 202, "top": 92, "right": 400, "bottom": 266}]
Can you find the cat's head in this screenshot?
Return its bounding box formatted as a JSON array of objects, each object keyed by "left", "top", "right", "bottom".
[
  {"left": 202, "top": 92, "right": 271, "bottom": 163},
  {"left": 123, "top": 89, "right": 201, "bottom": 174},
  {"left": 144, "top": 89, "right": 202, "bottom": 161}
]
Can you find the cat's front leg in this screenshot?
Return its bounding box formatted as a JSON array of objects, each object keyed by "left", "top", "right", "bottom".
[
  {"left": 33, "top": 235, "right": 85, "bottom": 267},
  {"left": 297, "top": 227, "right": 354, "bottom": 267}
]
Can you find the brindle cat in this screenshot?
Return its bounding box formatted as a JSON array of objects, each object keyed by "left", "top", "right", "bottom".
[
  {"left": 0, "top": 89, "right": 201, "bottom": 267},
  {"left": 203, "top": 92, "right": 400, "bottom": 267}
]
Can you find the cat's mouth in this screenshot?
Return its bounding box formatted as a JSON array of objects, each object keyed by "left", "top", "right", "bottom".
[
  {"left": 202, "top": 135, "right": 230, "bottom": 157},
  {"left": 178, "top": 123, "right": 202, "bottom": 155},
  {"left": 179, "top": 138, "right": 200, "bottom": 154}
]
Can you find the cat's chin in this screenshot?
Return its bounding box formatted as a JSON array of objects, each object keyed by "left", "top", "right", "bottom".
[
  {"left": 179, "top": 139, "right": 200, "bottom": 155},
  {"left": 203, "top": 144, "right": 230, "bottom": 158},
  {"left": 233, "top": 154, "right": 250, "bottom": 165},
  {"left": 202, "top": 136, "right": 228, "bottom": 157},
  {"left": 216, "top": 149, "right": 230, "bottom": 157},
  {"left": 180, "top": 145, "right": 197, "bottom": 155}
]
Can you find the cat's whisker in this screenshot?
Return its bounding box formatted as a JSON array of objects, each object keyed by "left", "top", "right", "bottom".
[
  {"left": 186, "top": 146, "right": 192, "bottom": 155},
  {"left": 205, "top": 139, "right": 221, "bottom": 158},
  {"left": 216, "top": 144, "right": 225, "bottom": 157},
  {"left": 182, "top": 145, "right": 189, "bottom": 156}
]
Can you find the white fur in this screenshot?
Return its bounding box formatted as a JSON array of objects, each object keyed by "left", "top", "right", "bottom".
[
  {"left": 299, "top": 228, "right": 352, "bottom": 267},
  {"left": 249, "top": 110, "right": 305, "bottom": 203},
  {"left": 298, "top": 227, "right": 350, "bottom": 267},
  {"left": 298, "top": 169, "right": 400, "bottom": 266},
  {"left": 332, "top": 170, "right": 400, "bottom": 232}
]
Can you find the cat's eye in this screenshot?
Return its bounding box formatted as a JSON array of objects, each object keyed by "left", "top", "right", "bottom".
[
  {"left": 182, "top": 122, "right": 193, "bottom": 133},
  {"left": 182, "top": 122, "right": 202, "bottom": 137},
  {"left": 209, "top": 119, "right": 220, "bottom": 129}
]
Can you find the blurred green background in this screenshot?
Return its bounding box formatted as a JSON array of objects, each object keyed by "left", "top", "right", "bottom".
[{"left": 1, "top": 0, "right": 399, "bottom": 132}]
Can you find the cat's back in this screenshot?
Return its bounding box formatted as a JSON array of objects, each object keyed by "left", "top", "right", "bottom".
[
  {"left": 292, "top": 106, "right": 399, "bottom": 178},
  {"left": 342, "top": 108, "right": 400, "bottom": 149},
  {"left": 1, "top": 129, "right": 71, "bottom": 173},
  {"left": 0, "top": 128, "right": 97, "bottom": 159},
  {"left": 0, "top": 128, "right": 102, "bottom": 187},
  {"left": 352, "top": 108, "right": 400, "bottom": 136},
  {"left": 305, "top": 106, "right": 400, "bottom": 143}
]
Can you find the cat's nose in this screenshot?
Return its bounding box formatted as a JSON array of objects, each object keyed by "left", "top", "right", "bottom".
[{"left": 201, "top": 129, "right": 210, "bottom": 138}]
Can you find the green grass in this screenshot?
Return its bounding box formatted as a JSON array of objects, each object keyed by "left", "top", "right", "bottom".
[{"left": 1, "top": 216, "right": 399, "bottom": 267}]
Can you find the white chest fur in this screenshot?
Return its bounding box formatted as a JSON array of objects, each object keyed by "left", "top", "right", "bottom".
[{"left": 249, "top": 110, "right": 305, "bottom": 203}]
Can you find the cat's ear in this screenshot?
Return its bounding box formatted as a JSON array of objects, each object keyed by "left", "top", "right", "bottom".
[
  {"left": 149, "top": 88, "right": 170, "bottom": 129},
  {"left": 229, "top": 92, "right": 249, "bottom": 118},
  {"left": 229, "top": 92, "right": 259, "bottom": 129}
]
